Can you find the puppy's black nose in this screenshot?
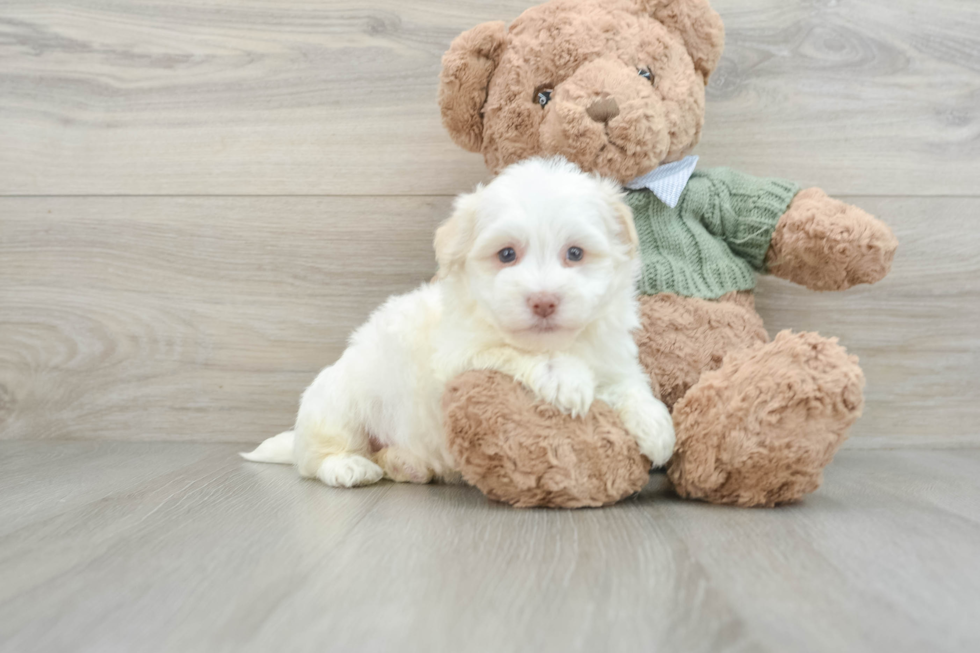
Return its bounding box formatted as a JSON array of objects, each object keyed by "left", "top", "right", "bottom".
[
  {"left": 586, "top": 97, "right": 620, "bottom": 123},
  {"left": 528, "top": 293, "right": 559, "bottom": 318}
]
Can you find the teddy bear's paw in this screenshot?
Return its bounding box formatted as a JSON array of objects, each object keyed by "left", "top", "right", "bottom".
[
  {"left": 525, "top": 356, "right": 596, "bottom": 418},
  {"left": 768, "top": 188, "right": 898, "bottom": 291},
  {"left": 620, "top": 396, "right": 675, "bottom": 467}
]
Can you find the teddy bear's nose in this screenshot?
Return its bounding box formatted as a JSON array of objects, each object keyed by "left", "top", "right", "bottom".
[{"left": 586, "top": 97, "right": 620, "bottom": 123}]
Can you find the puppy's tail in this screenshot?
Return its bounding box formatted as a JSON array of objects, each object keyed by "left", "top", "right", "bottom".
[{"left": 240, "top": 430, "right": 295, "bottom": 464}]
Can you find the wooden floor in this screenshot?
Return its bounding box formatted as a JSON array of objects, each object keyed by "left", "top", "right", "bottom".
[
  {"left": 1, "top": 441, "right": 978, "bottom": 653},
  {"left": 2, "top": 1, "right": 979, "bottom": 651}
]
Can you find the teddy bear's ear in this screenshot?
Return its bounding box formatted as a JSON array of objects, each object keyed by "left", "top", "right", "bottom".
[
  {"left": 438, "top": 21, "right": 508, "bottom": 153},
  {"left": 639, "top": 0, "right": 725, "bottom": 80}
]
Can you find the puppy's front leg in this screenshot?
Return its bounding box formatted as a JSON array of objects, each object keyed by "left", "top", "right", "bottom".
[
  {"left": 598, "top": 373, "right": 675, "bottom": 467},
  {"left": 470, "top": 348, "right": 595, "bottom": 417}
]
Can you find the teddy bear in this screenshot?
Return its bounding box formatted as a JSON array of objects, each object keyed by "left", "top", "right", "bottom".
[{"left": 435, "top": 0, "right": 898, "bottom": 508}]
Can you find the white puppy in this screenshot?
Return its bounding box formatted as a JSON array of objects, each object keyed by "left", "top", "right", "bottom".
[{"left": 243, "top": 157, "right": 674, "bottom": 487}]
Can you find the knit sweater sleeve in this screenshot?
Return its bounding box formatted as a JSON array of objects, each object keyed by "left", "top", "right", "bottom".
[{"left": 681, "top": 168, "right": 800, "bottom": 271}]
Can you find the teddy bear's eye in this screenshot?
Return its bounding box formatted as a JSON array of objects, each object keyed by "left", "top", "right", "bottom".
[
  {"left": 638, "top": 68, "right": 654, "bottom": 83},
  {"left": 536, "top": 89, "right": 552, "bottom": 107}
]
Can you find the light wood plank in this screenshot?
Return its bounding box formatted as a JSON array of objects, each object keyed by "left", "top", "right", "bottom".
[
  {"left": 0, "top": 0, "right": 977, "bottom": 196},
  {"left": 1, "top": 195, "right": 977, "bottom": 443},
  {"left": 0, "top": 195, "right": 449, "bottom": 442},
  {"left": 0, "top": 440, "right": 230, "bottom": 536},
  {"left": 0, "top": 442, "right": 978, "bottom": 653},
  {"left": 659, "top": 449, "right": 980, "bottom": 653},
  {"left": 700, "top": 0, "right": 980, "bottom": 191}
]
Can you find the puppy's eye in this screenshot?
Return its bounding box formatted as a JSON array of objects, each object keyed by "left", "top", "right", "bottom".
[
  {"left": 498, "top": 247, "right": 517, "bottom": 264},
  {"left": 566, "top": 246, "right": 584, "bottom": 262},
  {"left": 536, "top": 89, "right": 552, "bottom": 107},
  {"left": 638, "top": 68, "right": 654, "bottom": 83}
]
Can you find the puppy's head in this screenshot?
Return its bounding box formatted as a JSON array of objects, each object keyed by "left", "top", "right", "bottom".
[{"left": 435, "top": 157, "right": 639, "bottom": 351}]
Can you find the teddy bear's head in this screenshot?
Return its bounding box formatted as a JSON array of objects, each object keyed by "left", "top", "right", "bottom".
[{"left": 439, "top": 0, "right": 724, "bottom": 184}]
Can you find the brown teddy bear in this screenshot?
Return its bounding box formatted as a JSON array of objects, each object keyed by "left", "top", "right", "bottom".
[{"left": 436, "top": 0, "right": 898, "bottom": 508}]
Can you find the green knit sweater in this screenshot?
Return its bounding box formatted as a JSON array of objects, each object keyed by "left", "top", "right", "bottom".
[{"left": 626, "top": 168, "right": 800, "bottom": 299}]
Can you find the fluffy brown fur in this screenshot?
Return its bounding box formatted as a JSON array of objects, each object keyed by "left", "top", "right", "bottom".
[
  {"left": 444, "top": 371, "right": 650, "bottom": 508},
  {"left": 438, "top": 0, "right": 897, "bottom": 508},
  {"left": 438, "top": 21, "right": 508, "bottom": 154},
  {"left": 669, "top": 331, "right": 865, "bottom": 506},
  {"left": 635, "top": 291, "right": 768, "bottom": 409},
  {"left": 439, "top": 0, "right": 723, "bottom": 180},
  {"left": 768, "top": 188, "right": 899, "bottom": 291}
]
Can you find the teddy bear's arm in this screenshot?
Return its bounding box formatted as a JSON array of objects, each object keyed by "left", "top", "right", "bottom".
[
  {"left": 596, "top": 373, "right": 675, "bottom": 467},
  {"left": 765, "top": 188, "right": 898, "bottom": 291},
  {"left": 468, "top": 347, "right": 597, "bottom": 418}
]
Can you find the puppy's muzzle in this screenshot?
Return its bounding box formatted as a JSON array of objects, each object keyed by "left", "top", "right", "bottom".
[{"left": 527, "top": 292, "right": 560, "bottom": 318}]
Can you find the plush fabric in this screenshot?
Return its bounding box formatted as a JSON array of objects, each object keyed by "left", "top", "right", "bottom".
[
  {"left": 628, "top": 168, "right": 800, "bottom": 298},
  {"left": 438, "top": 0, "right": 898, "bottom": 508},
  {"left": 638, "top": 0, "right": 725, "bottom": 80},
  {"left": 635, "top": 291, "right": 769, "bottom": 409},
  {"left": 443, "top": 370, "right": 650, "bottom": 508},
  {"left": 438, "top": 21, "right": 508, "bottom": 154},
  {"left": 668, "top": 330, "right": 865, "bottom": 507},
  {"left": 439, "top": 0, "right": 725, "bottom": 181},
  {"left": 767, "top": 187, "right": 899, "bottom": 291}
]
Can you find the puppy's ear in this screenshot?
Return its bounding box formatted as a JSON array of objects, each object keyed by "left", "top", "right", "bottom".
[
  {"left": 637, "top": 0, "right": 725, "bottom": 81},
  {"left": 438, "top": 21, "right": 508, "bottom": 153},
  {"left": 434, "top": 189, "right": 481, "bottom": 279},
  {"left": 612, "top": 198, "right": 640, "bottom": 257},
  {"left": 599, "top": 178, "right": 639, "bottom": 257}
]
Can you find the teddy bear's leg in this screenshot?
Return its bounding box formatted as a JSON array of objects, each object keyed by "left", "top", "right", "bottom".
[
  {"left": 667, "top": 331, "right": 865, "bottom": 507},
  {"left": 635, "top": 292, "right": 770, "bottom": 409}
]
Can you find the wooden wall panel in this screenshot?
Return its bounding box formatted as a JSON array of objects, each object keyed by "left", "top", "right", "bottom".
[
  {"left": 0, "top": 196, "right": 446, "bottom": 441},
  {"left": 1, "top": 195, "right": 976, "bottom": 443},
  {"left": 0, "top": 0, "right": 977, "bottom": 196}
]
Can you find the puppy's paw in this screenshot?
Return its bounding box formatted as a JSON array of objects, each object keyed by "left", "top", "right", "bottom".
[
  {"left": 316, "top": 454, "right": 384, "bottom": 488},
  {"left": 620, "top": 397, "right": 675, "bottom": 467},
  {"left": 526, "top": 356, "right": 595, "bottom": 417},
  {"left": 376, "top": 447, "right": 433, "bottom": 484}
]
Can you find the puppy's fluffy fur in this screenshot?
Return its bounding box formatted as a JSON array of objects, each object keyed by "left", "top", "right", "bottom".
[{"left": 243, "top": 158, "right": 674, "bottom": 487}]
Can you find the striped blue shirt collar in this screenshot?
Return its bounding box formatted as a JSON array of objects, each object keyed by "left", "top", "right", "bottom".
[{"left": 624, "top": 155, "right": 699, "bottom": 208}]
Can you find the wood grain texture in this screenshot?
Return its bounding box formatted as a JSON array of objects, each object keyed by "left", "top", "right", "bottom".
[
  {"left": 0, "top": 195, "right": 449, "bottom": 442},
  {"left": 0, "top": 441, "right": 978, "bottom": 653},
  {"left": 2, "top": 3, "right": 977, "bottom": 650},
  {"left": 1, "top": 195, "right": 977, "bottom": 444},
  {"left": 0, "top": 0, "right": 978, "bottom": 196}
]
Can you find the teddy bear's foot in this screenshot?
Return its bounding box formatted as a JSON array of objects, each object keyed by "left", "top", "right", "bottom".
[{"left": 668, "top": 330, "right": 865, "bottom": 507}]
